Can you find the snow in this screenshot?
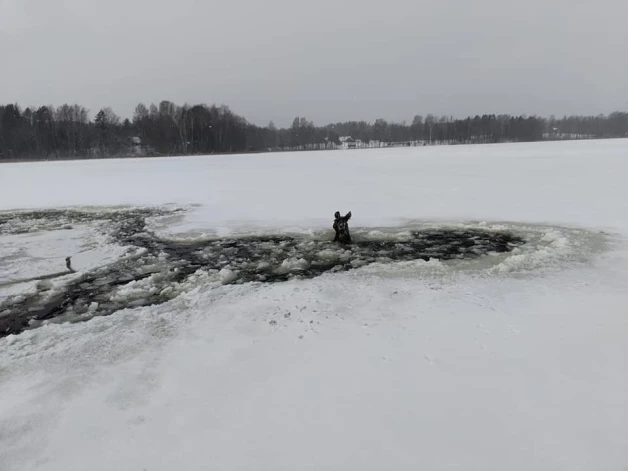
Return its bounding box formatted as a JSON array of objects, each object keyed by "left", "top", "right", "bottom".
[
  {"left": 1, "top": 139, "right": 628, "bottom": 471},
  {"left": 1, "top": 139, "right": 627, "bottom": 235},
  {"left": 0, "top": 223, "right": 129, "bottom": 304},
  {"left": 218, "top": 267, "right": 239, "bottom": 284}
]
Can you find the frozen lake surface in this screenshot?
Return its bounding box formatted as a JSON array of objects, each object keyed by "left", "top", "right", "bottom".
[{"left": 1, "top": 140, "right": 627, "bottom": 471}]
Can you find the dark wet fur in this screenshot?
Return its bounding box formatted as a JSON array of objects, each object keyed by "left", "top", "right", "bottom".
[{"left": 333, "top": 211, "right": 352, "bottom": 244}]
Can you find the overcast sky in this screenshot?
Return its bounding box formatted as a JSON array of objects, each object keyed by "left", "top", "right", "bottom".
[{"left": 1, "top": 0, "right": 627, "bottom": 127}]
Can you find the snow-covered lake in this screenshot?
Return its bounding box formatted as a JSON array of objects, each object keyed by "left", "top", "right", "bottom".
[{"left": 1, "top": 140, "right": 627, "bottom": 471}]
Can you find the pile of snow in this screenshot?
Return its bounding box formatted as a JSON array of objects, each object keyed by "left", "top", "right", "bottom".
[
  {"left": 218, "top": 267, "right": 239, "bottom": 284},
  {"left": 277, "top": 257, "right": 310, "bottom": 273}
]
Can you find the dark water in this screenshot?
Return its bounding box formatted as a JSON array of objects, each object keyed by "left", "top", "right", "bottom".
[{"left": 0, "top": 209, "right": 525, "bottom": 337}]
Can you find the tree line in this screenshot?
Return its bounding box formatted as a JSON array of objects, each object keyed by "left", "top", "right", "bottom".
[{"left": 1, "top": 101, "right": 626, "bottom": 160}]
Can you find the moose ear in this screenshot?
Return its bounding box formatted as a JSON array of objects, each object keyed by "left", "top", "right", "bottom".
[
  {"left": 334, "top": 211, "right": 340, "bottom": 219},
  {"left": 345, "top": 211, "right": 352, "bottom": 220}
]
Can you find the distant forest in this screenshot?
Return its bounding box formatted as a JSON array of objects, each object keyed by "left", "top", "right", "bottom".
[{"left": 0, "top": 101, "right": 627, "bottom": 160}]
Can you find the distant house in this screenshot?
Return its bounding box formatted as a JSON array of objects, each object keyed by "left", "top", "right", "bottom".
[
  {"left": 339, "top": 136, "right": 356, "bottom": 149},
  {"left": 125, "top": 136, "right": 153, "bottom": 156}
]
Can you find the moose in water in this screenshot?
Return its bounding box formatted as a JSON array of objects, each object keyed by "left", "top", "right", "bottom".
[{"left": 333, "top": 211, "right": 352, "bottom": 245}]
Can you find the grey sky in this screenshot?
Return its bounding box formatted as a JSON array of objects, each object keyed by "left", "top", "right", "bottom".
[{"left": 1, "top": 0, "right": 627, "bottom": 127}]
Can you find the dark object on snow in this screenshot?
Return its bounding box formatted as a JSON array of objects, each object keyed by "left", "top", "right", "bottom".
[
  {"left": 333, "top": 211, "right": 352, "bottom": 244},
  {"left": 66, "top": 256, "right": 75, "bottom": 273}
]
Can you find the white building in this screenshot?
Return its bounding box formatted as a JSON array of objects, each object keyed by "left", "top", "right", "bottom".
[{"left": 339, "top": 136, "right": 356, "bottom": 149}]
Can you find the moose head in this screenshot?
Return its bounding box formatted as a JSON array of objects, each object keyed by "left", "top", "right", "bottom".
[{"left": 333, "top": 211, "right": 352, "bottom": 244}]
